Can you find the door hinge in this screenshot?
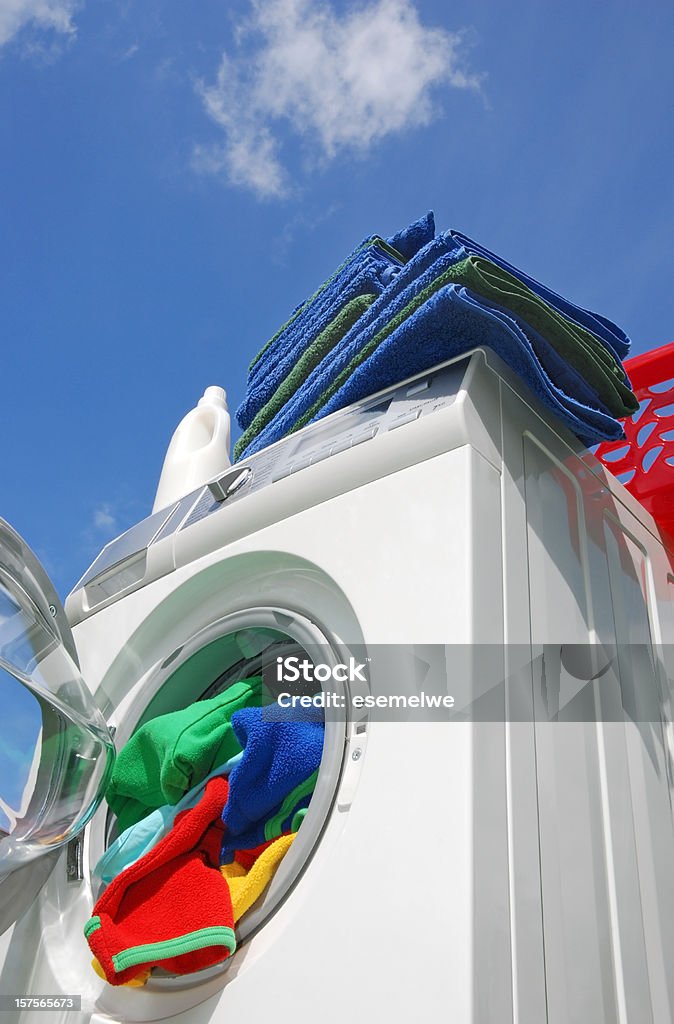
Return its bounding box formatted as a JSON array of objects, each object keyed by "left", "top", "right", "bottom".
[{"left": 66, "top": 835, "right": 83, "bottom": 883}]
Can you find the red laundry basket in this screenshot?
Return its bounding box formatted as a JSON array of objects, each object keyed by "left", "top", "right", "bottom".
[{"left": 594, "top": 340, "right": 674, "bottom": 543}]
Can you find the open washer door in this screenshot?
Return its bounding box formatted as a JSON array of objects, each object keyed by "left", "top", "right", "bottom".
[{"left": 0, "top": 518, "right": 115, "bottom": 935}]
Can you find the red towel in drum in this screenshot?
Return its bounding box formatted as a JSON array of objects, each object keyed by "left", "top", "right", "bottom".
[{"left": 84, "top": 776, "right": 235, "bottom": 986}]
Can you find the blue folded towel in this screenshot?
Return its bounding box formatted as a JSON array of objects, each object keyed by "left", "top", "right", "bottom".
[
  {"left": 220, "top": 704, "right": 325, "bottom": 864},
  {"left": 447, "top": 230, "right": 630, "bottom": 360},
  {"left": 235, "top": 211, "right": 630, "bottom": 459},
  {"left": 245, "top": 241, "right": 398, "bottom": 390},
  {"left": 387, "top": 211, "right": 436, "bottom": 261},
  {"left": 310, "top": 282, "right": 624, "bottom": 446},
  {"left": 246, "top": 245, "right": 396, "bottom": 387},
  {"left": 238, "top": 260, "right": 393, "bottom": 430},
  {"left": 240, "top": 213, "right": 435, "bottom": 413},
  {"left": 236, "top": 233, "right": 463, "bottom": 459},
  {"left": 472, "top": 290, "right": 617, "bottom": 414}
]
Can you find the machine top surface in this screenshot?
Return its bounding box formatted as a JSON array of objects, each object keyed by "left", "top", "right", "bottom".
[{"left": 72, "top": 359, "right": 470, "bottom": 598}]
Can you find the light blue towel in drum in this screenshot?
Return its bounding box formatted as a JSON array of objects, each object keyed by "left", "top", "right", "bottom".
[{"left": 92, "top": 752, "right": 243, "bottom": 888}]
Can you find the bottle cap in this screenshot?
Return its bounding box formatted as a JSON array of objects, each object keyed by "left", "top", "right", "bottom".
[{"left": 198, "top": 386, "right": 228, "bottom": 408}]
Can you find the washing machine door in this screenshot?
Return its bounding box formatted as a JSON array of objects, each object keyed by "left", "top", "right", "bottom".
[{"left": 0, "top": 518, "right": 115, "bottom": 934}]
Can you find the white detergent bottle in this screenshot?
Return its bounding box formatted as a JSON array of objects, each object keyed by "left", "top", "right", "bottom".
[{"left": 152, "top": 386, "right": 232, "bottom": 512}]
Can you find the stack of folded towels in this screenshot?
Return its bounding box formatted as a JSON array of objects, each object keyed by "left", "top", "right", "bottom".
[{"left": 234, "top": 212, "right": 637, "bottom": 461}]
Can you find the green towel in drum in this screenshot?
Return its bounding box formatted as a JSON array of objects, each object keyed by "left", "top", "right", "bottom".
[
  {"left": 234, "top": 293, "right": 376, "bottom": 459},
  {"left": 106, "top": 677, "right": 265, "bottom": 834}
]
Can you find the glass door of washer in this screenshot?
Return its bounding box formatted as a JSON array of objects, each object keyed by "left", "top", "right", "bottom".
[{"left": 0, "top": 518, "right": 116, "bottom": 934}]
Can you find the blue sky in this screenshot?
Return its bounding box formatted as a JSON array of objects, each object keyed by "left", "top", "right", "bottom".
[{"left": 1, "top": 0, "right": 674, "bottom": 599}]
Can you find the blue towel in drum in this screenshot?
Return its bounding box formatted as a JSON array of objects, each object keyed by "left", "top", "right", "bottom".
[{"left": 220, "top": 704, "right": 325, "bottom": 864}]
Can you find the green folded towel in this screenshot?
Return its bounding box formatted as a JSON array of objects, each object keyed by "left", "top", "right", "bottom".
[
  {"left": 106, "top": 677, "right": 265, "bottom": 834},
  {"left": 249, "top": 237, "right": 403, "bottom": 372},
  {"left": 234, "top": 293, "right": 376, "bottom": 459},
  {"left": 460, "top": 256, "right": 636, "bottom": 416},
  {"left": 293, "top": 255, "right": 638, "bottom": 431}
]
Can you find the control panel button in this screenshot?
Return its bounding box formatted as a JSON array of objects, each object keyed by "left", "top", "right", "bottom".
[
  {"left": 310, "top": 447, "right": 332, "bottom": 464},
  {"left": 289, "top": 456, "right": 313, "bottom": 474},
  {"left": 388, "top": 409, "right": 421, "bottom": 430},
  {"left": 350, "top": 426, "right": 379, "bottom": 446},
  {"left": 208, "top": 465, "right": 253, "bottom": 502},
  {"left": 329, "top": 438, "right": 352, "bottom": 456},
  {"left": 226, "top": 466, "right": 252, "bottom": 495},
  {"left": 406, "top": 379, "right": 430, "bottom": 397}
]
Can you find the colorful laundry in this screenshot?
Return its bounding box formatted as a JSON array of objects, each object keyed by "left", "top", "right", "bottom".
[
  {"left": 105, "top": 676, "right": 265, "bottom": 834},
  {"left": 85, "top": 777, "right": 235, "bottom": 987},
  {"left": 221, "top": 832, "right": 296, "bottom": 922},
  {"left": 220, "top": 704, "right": 324, "bottom": 863},
  {"left": 93, "top": 753, "right": 243, "bottom": 887}
]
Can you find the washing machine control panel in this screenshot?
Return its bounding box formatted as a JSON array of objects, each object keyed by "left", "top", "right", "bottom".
[
  {"left": 74, "top": 359, "right": 469, "bottom": 599},
  {"left": 180, "top": 358, "right": 468, "bottom": 529}
]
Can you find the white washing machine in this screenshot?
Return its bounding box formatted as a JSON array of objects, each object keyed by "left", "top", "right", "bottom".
[{"left": 1, "top": 349, "right": 674, "bottom": 1024}]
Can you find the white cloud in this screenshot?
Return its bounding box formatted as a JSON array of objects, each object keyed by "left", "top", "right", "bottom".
[
  {"left": 0, "top": 0, "right": 78, "bottom": 49},
  {"left": 119, "top": 41, "right": 139, "bottom": 62},
  {"left": 195, "top": 0, "right": 483, "bottom": 199},
  {"left": 93, "top": 504, "right": 117, "bottom": 531}
]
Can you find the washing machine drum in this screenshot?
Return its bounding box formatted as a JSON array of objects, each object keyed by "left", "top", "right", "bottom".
[
  {"left": 0, "top": 518, "right": 115, "bottom": 933},
  {"left": 0, "top": 517, "right": 348, "bottom": 953}
]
